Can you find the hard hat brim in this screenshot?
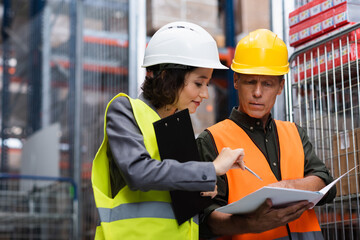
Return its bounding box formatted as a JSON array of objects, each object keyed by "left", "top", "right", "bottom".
[
  {"left": 231, "top": 63, "right": 289, "bottom": 76},
  {"left": 142, "top": 55, "right": 228, "bottom": 70}
]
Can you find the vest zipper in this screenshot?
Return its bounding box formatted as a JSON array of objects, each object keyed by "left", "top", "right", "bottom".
[{"left": 286, "top": 223, "right": 292, "bottom": 240}]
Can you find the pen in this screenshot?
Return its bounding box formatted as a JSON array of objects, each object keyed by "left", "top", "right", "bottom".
[{"left": 245, "top": 166, "right": 263, "bottom": 180}]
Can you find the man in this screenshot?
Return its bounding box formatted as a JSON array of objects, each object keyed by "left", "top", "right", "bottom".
[{"left": 196, "top": 29, "right": 336, "bottom": 240}]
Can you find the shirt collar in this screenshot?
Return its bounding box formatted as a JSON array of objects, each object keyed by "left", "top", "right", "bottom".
[{"left": 229, "top": 107, "right": 274, "bottom": 132}]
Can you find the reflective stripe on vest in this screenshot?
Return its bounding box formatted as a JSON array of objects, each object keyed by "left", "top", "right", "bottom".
[
  {"left": 277, "top": 231, "right": 324, "bottom": 240},
  {"left": 207, "top": 119, "right": 322, "bottom": 240},
  {"left": 91, "top": 93, "right": 198, "bottom": 240},
  {"left": 98, "top": 201, "right": 175, "bottom": 222}
]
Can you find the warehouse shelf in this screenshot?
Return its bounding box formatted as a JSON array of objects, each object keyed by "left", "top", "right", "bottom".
[
  {"left": 0, "top": 174, "right": 77, "bottom": 239},
  {"left": 288, "top": 20, "right": 360, "bottom": 240}
]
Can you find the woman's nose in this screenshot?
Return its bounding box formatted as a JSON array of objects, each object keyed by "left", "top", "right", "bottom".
[{"left": 200, "top": 87, "right": 209, "bottom": 99}]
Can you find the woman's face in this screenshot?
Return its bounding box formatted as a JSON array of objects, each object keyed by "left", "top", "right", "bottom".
[{"left": 175, "top": 67, "right": 213, "bottom": 114}]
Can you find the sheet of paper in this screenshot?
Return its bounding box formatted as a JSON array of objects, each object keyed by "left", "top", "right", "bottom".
[
  {"left": 319, "top": 166, "right": 356, "bottom": 195},
  {"left": 216, "top": 166, "right": 357, "bottom": 215},
  {"left": 216, "top": 187, "right": 322, "bottom": 214}
]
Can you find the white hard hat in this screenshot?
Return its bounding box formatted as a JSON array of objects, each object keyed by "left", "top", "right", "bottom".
[{"left": 142, "top": 21, "right": 228, "bottom": 69}]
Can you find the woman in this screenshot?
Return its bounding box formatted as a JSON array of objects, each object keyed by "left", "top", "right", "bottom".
[{"left": 92, "top": 21, "right": 245, "bottom": 240}]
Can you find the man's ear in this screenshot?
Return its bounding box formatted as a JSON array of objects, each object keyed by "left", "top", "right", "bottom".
[
  {"left": 277, "top": 78, "right": 285, "bottom": 95},
  {"left": 233, "top": 73, "right": 238, "bottom": 90}
]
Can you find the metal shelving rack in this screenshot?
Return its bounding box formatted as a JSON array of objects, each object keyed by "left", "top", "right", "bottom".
[
  {"left": 0, "top": 174, "right": 77, "bottom": 240},
  {"left": 0, "top": 0, "right": 130, "bottom": 238},
  {"left": 288, "top": 23, "right": 360, "bottom": 240}
]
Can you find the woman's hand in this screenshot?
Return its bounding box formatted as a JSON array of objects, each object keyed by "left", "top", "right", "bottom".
[
  {"left": 213, "top": 147, "right": 245, "bottom": 176},
  {"left": 201, "top": 185, "right": 218, "bottom": 199}
]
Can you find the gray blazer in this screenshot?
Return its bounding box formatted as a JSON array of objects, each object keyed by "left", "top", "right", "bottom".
[{"left": 106, "top": 93, "right": 216, "bottom": 197}]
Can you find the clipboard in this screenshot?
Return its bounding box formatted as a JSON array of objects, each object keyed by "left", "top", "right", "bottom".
[{"left": 153, "top": 109, "right": 213, "bottom": 225}]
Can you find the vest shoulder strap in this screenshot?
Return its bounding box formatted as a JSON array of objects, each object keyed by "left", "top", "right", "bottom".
[{"left": 274, "top": 120, "right": 304, "bottom": 179}]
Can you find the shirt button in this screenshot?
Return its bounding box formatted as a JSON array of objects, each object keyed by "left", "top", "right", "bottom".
[
  {"left": 256, "top": 121, "right": 260, "bottom": 125},
  {"left": 202, "top": 175, "right": 207, "bottom": 180},
  {"left": 250, "top": 126, "right": 254, "bottom": 130},
  {"left": 265, "top": 139, "right": 268, "bottom": 143},
  {"left": 273, "top": 162, "right": 277, "bottom": 166}
]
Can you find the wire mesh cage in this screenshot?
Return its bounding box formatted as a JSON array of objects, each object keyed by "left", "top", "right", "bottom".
[
  {"left": 0, "top": 0, "right": 130, "bottom": 238},
  {"left": 0, "top": 174, "right": 77, "bottom": 240},
  {"left": 289, "top": 23, "right": 360, "bottom": 240}
]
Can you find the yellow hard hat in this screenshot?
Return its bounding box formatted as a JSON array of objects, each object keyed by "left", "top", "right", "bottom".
[{"left": 231, "top": 29, "right": 289, "bottom": 76}]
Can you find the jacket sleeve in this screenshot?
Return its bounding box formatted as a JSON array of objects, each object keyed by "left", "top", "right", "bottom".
[
  {"left": 196, "top": 130, "right": 228, "bottom": 239},
  {"left": 296, "top": 124, "right": 337, "bottom": 204},
  {"left": 106, "top": 96, "right": 217, "bottom": 192}
]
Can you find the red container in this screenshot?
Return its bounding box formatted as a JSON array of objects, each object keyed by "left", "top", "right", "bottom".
[
  {"left": 289, "top": 0, "right": 360, "bottom": 48},
  {"left": 309, "top": 0, "right": 324, "bottom": 18},
  {"left": 334, "top": 3, "right": 353, "bottom": 28},
  {"left": 299, "top": 4, "right": 312, "bottom": 22},
  {"left": 292, "top": 40, "right": 360, "bottom": 83},
  {"left": 289, "top": 23, "right": 302, "bottom": 46},
  {"left": 289, "top": 8, "right": 301, "bottom": 27},
  {"left": 333, "top": 0, "right": 347, "bottom": 7},
  {"left": 321, "top": 0, "right": 334, "bottom": 12},
  {"left": 321, "top": 9, "right": 336, "bottom": 33}
]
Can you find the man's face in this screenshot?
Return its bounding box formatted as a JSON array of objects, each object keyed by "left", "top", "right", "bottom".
[{"left": 234, "top": 73, "right": 285, "bottom": 123}]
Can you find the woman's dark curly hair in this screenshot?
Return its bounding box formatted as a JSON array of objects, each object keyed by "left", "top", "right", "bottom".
[{"left": 141, "top": 64, "right": 196, "bottom": 109}]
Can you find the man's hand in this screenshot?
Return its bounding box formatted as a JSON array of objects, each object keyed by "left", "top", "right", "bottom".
[
  {"left": 238, "top": 199, "right": 313, "bottom": 233},
  {"left": 208, "top": 199, "right": 313, "bottom": 236}
]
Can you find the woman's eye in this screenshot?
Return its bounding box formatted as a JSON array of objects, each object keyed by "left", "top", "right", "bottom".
[{"left": 195, "top": 82, "right": 202, "bottom": 87}]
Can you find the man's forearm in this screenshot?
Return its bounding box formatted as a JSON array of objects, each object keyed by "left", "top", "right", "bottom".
[
  {"left": 207, "top": 211, "right": 249, "bottom": 236},
  {"left": 270, "top": 175, "right": 326, "bottom": 191}
]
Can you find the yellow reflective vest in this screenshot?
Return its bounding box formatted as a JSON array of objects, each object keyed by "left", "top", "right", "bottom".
[{"left": 91, "top": 93, "right": 198, "bottom": 240}]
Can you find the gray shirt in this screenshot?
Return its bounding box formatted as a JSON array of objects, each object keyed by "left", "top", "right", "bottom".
[{"left": 106, "top": 93, "right": 217, "bottom": 197}]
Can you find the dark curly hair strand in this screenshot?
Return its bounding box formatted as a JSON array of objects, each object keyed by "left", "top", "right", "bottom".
[{"left": 141, "top": 64, "right": 196, "bottom": 109}]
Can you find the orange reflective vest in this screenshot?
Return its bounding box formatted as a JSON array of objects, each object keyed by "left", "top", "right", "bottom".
[{"left": 207, "top": 119, "right": 322, "bottom": 240}]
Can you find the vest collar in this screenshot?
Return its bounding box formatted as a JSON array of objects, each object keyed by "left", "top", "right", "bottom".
[{"left": 139, "top": 93, "right": 161, "bottom": 118}]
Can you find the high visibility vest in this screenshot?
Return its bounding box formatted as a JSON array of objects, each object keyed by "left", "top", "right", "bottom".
[
  {"left": 91, "top": 93, "right": 198, "bottom": 240},
  {"left": 207, "top": 119, "right": 323, "bottom": 240}
]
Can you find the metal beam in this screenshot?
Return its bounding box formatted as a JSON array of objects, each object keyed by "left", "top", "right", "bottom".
[
  {"left": 29, "top": 0, "right": 45, "bottom": 133},
  {"left": 225, "top": 0, "right": 237, "bottom": 114},
  {"left": 1, "top": 0, "right": 12, "bottom": 173},
  {"left": 69, "top": 0, "right": 84, "bottom": 239}
]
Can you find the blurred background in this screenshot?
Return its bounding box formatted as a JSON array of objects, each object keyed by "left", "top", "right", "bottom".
[{"left": 0, "top": 0, "right": 359, "bottom": 239}]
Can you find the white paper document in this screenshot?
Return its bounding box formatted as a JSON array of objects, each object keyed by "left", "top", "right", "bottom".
[{"left": 216, "top": 166, "right": 357, "bottom": 215}]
